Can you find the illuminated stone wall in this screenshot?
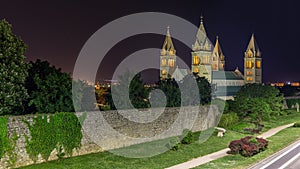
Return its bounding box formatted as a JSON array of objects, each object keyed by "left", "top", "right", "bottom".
[{"left": 0, "top": 105, "right": 220, "bottom": 168}]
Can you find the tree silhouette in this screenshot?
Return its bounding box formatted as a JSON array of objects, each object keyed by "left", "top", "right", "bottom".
[{"left": 0, "top": 20, "right": 28, "bottom": 115}]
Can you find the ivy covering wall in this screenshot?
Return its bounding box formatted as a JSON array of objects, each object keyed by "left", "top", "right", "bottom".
[
  {"left": 23, "top": 112, "right": 83, "bottom": 162},
  {"left": 0, "top": 116, "right": 18, "bottom": 167},
  {"left": 0, "top": 116, "right": 8, "bottom": 159}
]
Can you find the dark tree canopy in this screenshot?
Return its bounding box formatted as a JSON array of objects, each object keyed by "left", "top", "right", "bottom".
[
  {"left": 0, "top": 20, "right": 28, "bottom": 115},
  {"left": 80, "top": 84, "right": 96, "bottom": 111},
  {"left": 180, "top": 74, "right": 211, "bottom": 106},
  {"left": 195, "top": 75, "right": 212, "bottom": 105},
  {"left": 110, "top": 71, "right": 149, "bottom": 110},
  {"left": 239, "top": 97, "right": 271, "bottom": 126},
  {"left": 72, "top": 80, "right": 85, "bottom": 112},
  {"left": 154, "top": 74, "right": 211, "bottom": 108},
  {"left": 129, "top": 73, "right": 149, "bottom": 109},
  {"left": 279, "top": 86, "right": 299, "bottom": 97},
  {"left": 156, "top": 78, "right": 181, "bottom": 107},
  {"left": 235, "top": 83, "right": 284, "bottom": 119},
  {"left": 25, "top": 59, "right": 74, "bottom": 113}
]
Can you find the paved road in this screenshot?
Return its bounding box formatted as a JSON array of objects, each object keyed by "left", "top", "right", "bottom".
[
  {"left": 248, "top": 139, "right": 300, "bottom": 169},
  {"left": 285, "top": 155, "right": 300, "bottom": 169}
]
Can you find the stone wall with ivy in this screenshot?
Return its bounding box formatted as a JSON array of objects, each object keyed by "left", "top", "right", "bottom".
[
  {"left": 0, "top": 105, "right": 219, "bottom": 168},
  {"left": 0, "top": 113, "right": 101, "bottom": 168}
]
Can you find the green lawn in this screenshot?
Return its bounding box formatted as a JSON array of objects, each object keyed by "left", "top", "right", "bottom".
[
  {"left": 263, "top": 110, "right": 300, "bottom": 130},
  {"left": 18, "top": 131, "right": 245, "bottom": 169},
  {"left": 195, "top": 127, "right": 300, "bottom": 169},
  {"left": 18, "top": 110, "right": 300, "bottom": 169}
]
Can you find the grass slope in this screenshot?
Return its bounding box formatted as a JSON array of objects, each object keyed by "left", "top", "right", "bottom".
[
  {"left": 19, "top": 110, "right": 300, "bottom": 169},
  {"left": 195, "top": 127, "right": 300, "bottom": 169},
  {"left": 19, "top": 131, "right": 245, "bottom": 169}
]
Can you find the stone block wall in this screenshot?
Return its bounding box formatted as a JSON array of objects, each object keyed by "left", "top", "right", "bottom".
[{"left": 0, "top": 105, "right": 220, "bottom": 168}]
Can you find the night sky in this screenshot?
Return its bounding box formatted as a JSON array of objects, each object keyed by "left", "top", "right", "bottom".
[{"left": 1, "top": 0, "right": 300, "bottom": 83}]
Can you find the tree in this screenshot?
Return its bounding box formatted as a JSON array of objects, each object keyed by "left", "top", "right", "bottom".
[
  {"left": 156, "top": 78, "right": 181, "bottom": 107},
  {"left": 111, "top": 70, "right": 149, "bottom": 110},
  {"left": 235, "top": 84, "right": 283, "bottom": 119},
  {"left": 129, "top": 73, "right": 149, "bottom": 109},
  {"left": 239, "top": 98, "right": 271, "bottom": 126},
  {"left": 195, "top": 75, "right": 212, "bottom": 105},
  {"left": 180, "top": 74, "right": 199, "bottom": 106},
  {"left": 105, "top": 87, "right": 116, "bottom": 110},
  {"left": 0, "top": 20, "right": 28, "bottom": 115},
  {"left": 95, "top": 84, "right": 108, "bottom": 107},
  {"left": 154, "top": 74, "right": 211, "bottom": 108},
  {"left": 72, "top": 80, "right": 84, "bottom": 111},
  {"left": 279, "top": 86, "right": 299, "bottom": 97},
  {"left": 80, "top": 84, "right": 97, "bottom": 111},
  {"left": 180, "top": 74, "right": 211, "bottom": 106},
  {"left": 25, "top": 59, "right": 74, "bottom": 113}
]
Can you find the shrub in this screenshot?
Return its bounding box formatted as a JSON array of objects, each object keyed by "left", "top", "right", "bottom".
[
  {"left": 218, "top": 113, "right": 239, "bottom": 128},
  {"left": 240, "top": 136, "right": 252, "bottom": 144},
  {"left": 240, "top": 143, "right": 258, "bottom": 157},
  {"left": 283, "top": 109, "right": 297, "bottom": 115},
  {"left": 166, "top": 129, "right": 196, "bottom": 151},
  {"left": 250, "top": 138, "right": 259, "bottom": 144},
  {"left": 243, "top": 126, "right": 263, "bottom": 135},
  {"left": 181, "top": 129, "right": 194, "bottom": 144},
  {"left": 293, "top": 122, "right": 300, "bottom": 127},
  {"left": 166, "top": 137, "right": 181, "bottom": 151},
  {"left": 228, "top": 140, "right": 243, "bottom": 154},
  {"left": 256, "top": 137, "right": 268, "bottom": 151},
  {"left": 286, "top": 99, "right": 300, "bottom": 109},
  {"left": 228, "top": 122, "right": 255, "bottom": 133},
  {"left": 212, "top": 99, "right": 228, "bottom": 112},
  {"left": 228, "top": 136, "right": 268, "bottom": 157}
]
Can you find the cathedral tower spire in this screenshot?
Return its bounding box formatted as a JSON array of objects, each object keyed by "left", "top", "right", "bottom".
[
  {"left": 162, "top": 26, "right": 175, "bottom": 54},
  {"left": 192, "top": 16, "right": 210, "bottom": 51},
  {"left": 212, "top": 36, "right": 225, "bottom": 71},
  {"left": 160, "top": 26, "right": 177, "bottom": 79},
  {"left": 244, "top": 33, "right": 262, "bottom": 84},
  {"left": 191, "top": 16, "right": 213, "bottom": 82}
]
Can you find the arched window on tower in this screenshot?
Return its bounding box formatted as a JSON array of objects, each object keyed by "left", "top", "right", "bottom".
[
  {"left": 212, "top": 64, "right": 218, "bottom": 70},
  {"left": 246, "top": 61, "right": 254, "bottom": 68},
  {"left": 213, "top": 56, "right": 217, "bottom": 61},
  {"left": 246, "top": 77, "right": 253, "bottom": 81},
  {"left": 168, "top": 59, "right": 175, "bottom": 67},
  {"left": 246, "top": 71, "right": 253, "bottom": 76},
  {"left": 161, "top": 59, "right": 167, "bottom": 67},
  {"left": 193, "top": 56, "right": 200, "bottom": 65},
  {"left": 193, "top": 67, "right": 199, "bottom": 73},
  {"left": 220, "top": 63, "right": 224, "bottom": 69},
  {"left": 256, "top": 60, "right": 261, "bottom": 69},
  {"left": 169, "top": 50, "right": 174, "bottom": 55},
  {"left": 247, "top": 50, "right": 253, "bottom": 58},
  {"left": 203, "top": 55, "right": 210, "bottom": 64}
]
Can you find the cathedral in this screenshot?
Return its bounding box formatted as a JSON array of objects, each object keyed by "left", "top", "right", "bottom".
[{"left": 159, "top": 17, "right": 262, "bottom": 100}]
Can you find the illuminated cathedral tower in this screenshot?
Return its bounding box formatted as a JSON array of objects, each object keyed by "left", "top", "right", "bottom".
[
  {"left": 191, "top": 16, "right": 213, "bottom": 83},
  {"left": 244, "top": 34, "right": 262, "bottom": 84},
  {"left": 160, "top": 26, "right": 176, "bottom": 79},
  {"left": 212, "top": 36, "right": 225, "bottom": 71}
]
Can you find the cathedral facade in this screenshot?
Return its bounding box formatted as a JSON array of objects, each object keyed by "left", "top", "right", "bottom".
[{"left": 159, "top": 17, "right": 263, "bottom": 99}]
